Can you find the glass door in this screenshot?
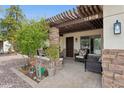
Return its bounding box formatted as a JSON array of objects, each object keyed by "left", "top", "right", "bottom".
[
  {"left": 80, "top": 36, "right": 90, "bottom": 49},
  {"left": 80, "top": 36, "right": 102, "bottom": 54},
  {"left": 93, "top": 37, "right": 101, "bottom": 54}
]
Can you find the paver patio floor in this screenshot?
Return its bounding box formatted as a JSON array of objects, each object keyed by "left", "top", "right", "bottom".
[
  {"left": 38, "top": 58, "right": 102, "bottom": 88},
  {"left": 0, "top": 55, "right": 102, "bottom": 88}
]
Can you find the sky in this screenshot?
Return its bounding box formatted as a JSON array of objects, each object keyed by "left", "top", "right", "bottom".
[{"left": 0, "top": 5, "right": 76, "bottom": 20}]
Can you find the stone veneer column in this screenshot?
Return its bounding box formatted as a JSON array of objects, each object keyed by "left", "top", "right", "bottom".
[
  {"left": 102, "top": 49, "right": 124, "bottom": 87},
  {"left": 49, "top": 27, "right": 59, "bottom": 45}
]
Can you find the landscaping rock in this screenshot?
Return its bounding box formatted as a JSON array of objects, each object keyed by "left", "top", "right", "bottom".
[{"left": 0, "top": 55, "right": 32, "bottom": 88}]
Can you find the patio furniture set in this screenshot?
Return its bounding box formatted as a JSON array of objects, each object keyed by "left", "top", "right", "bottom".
[{"left": 75, "top": 48, "right": 102, "bottom": 74}]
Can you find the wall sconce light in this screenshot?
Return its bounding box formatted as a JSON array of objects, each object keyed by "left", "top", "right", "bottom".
[
  {"left": 75, "top": 38, "right": 78, "bottom": 42},
  {"left": 114, "top": 20, "right": 121, "bottom": 34}
]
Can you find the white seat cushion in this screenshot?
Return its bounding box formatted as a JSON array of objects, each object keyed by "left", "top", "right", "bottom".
[
  {"left": 76, "top": 56, "right": 84, "bottom": 59},
  {"left": 59, "top": 58, "right": 63, "bottom": 61}
]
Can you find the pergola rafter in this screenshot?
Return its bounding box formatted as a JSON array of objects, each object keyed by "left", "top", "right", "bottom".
[{"left": 46, "top": 5, "right": 103, "bottom": 35}]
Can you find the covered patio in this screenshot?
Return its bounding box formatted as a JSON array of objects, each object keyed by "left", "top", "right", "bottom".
[
  {"left": 47, "top": 5, "right": 103, "bottom": 58},
  {"left": 47, "top": 5, "right": 103, "bottom": 75}
]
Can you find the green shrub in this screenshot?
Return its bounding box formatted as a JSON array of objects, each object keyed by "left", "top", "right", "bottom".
[
  {"left": 16, "top": 19, "right": 48, "bottom": 57},
  {"left": 45, "top": 44, "right": 59, "bottom": 61}
]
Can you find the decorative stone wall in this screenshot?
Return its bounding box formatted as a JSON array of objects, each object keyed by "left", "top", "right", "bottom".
[
  {"left": 102, "top": 49, "right": 124, "bottom": 88},
  {"left": 49, "top": 27, "right": 59, "bottom": 45}
]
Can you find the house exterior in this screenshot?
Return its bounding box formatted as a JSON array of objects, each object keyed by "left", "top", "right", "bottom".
[
  {"left": 102, "top": 6, "right": 124, "bottom": 88},
  {"left": 47, "top": 5, "right": 103, "bottom": 57},
  {"left": 47, "top": 5, "right": 124, "bottom": 88}
]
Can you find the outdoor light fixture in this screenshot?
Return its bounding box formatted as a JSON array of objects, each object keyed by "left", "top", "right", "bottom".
[
  {"left": 75, "top": 38, "right": 78, "bottom": 42},
  {"left": 114, "top": 20, "right": 121, "bottom": 34}
]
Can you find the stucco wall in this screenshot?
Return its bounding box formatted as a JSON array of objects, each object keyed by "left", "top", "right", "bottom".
[
  {"left": 104, "top": 5, "right": 124, "bottom": 49},
  {"left": 60, "top": 36, "right": 64, "bottom": 52},
  {"left": 59, "top": 29, "right": 103, "bottom": 55},
  {"left": 102, "top": 5, "right": 124, "bottom": 88}
]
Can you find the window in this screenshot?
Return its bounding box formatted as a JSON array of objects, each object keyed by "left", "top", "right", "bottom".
[
  {"left": 93, "top": 37, "right": 101, "bottom": 54},
  {"left": 80, "top": 36, "right": 102, "bottom": 54},
  {"left": 80, "top": 37, "right": 90, "bottom": 49}
]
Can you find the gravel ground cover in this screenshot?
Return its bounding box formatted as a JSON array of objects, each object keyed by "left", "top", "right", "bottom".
[{"left": 0, "top": 54, "right": 32, "bottom": 88}]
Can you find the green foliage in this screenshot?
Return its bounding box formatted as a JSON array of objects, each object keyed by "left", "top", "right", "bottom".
[
  {"left": 45, "top": 44, "right": 59, "bottom": 61},
  {"left": 1, "top": 5, "right": 25, "bottom": 42},
  {"left": 0, "top": 32, "right": 4, "bottom": 41},
  {"left": 16, "top": 19, "right": 49, "bottom": 57},
  {"left": 0, "top": 19, "right": 5, "bottom": 41}
]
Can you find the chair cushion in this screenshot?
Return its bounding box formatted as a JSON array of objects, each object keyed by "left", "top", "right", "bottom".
[
  {"left": 76, "top": 55, "right": 84, "bottom": 59},
  {"left": 79, "top": 49, "right": 86, "bottom": 56}
]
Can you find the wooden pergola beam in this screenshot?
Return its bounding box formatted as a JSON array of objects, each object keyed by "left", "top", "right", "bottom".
[
  {"left": 59, "top": 19, "right": 103, "bottom": 35},
  {"left": 73, "top": 8, "right": 80, "bottom": 18},
  {"left": 57, "top": 14, "right": 103, "bottom": 28},
  {"left": 80, "top": 6, "right": 88, "bottom": 17},
  {"left": 46, "top": 5, "right": 103, "bottom": 33}
]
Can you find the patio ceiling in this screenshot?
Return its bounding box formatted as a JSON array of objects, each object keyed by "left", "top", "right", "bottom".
[{"left": 46, "top": 5, "right": 103, "bottom": 36}]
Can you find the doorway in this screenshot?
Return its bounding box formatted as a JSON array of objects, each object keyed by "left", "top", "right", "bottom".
[{"left": 66, "top": 37, "right": 74, "bottom": 57}]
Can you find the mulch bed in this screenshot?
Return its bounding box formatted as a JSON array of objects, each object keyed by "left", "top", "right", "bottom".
[{"left": 19, "top": 64, "right": 48, "bottom": 83}]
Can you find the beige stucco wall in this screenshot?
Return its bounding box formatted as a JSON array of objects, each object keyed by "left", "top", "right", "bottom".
[
  {"left": 59, "top": 29, "right": 103, "bottom": 54},
  {"left": 104, "top": 5, "right": 124, "bottom": 49},
  {"left": 60, "top": 36, "right": 64, "bottom": 52}
]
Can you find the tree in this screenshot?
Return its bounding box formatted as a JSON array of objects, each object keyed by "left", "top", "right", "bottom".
[
  {"left": 0, "top": 31, "right": 4, "bottom": 41},
  {"left": 0, "top": 19, "right": 7, "bottom": 41},
  {"left": 0, "top": 6, "right": 3, "bottom": 40},
  {"left": 1, "top": 5, "right": 25, "bottom": 50},
  {"left": 16, "top": 18, "right": 49, "bottom": 63},
  {"left": 0, "top": 18, "right": 5, "bottom": 41}
]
